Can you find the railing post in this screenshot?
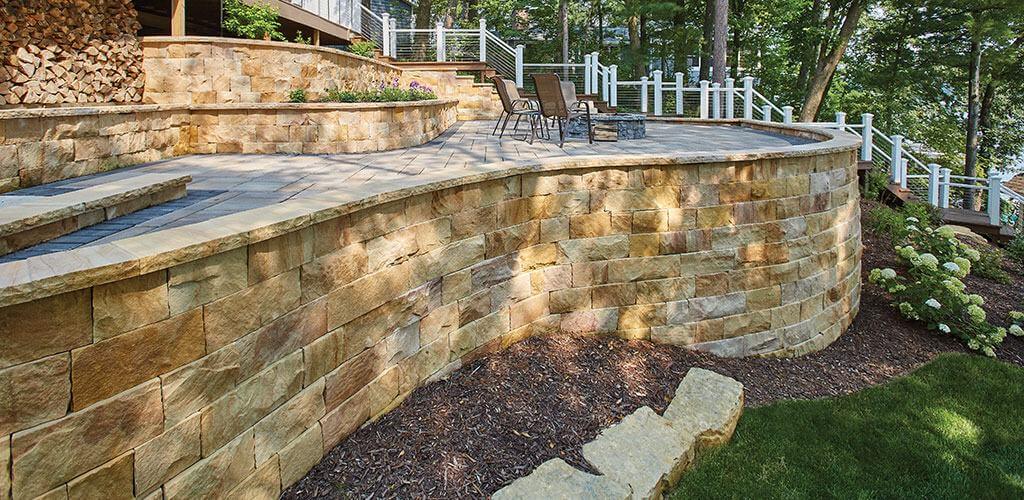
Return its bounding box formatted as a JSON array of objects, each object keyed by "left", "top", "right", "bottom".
[
  {"left": 988, "top": 169, "right": 1002, "bottom": 226},
  {"left": 927, "top": 164, "right": 941, "bottom": 206},
  {"left": 653, "top": 70, "right": 663, "bottom": 116},
  {"left": 699, "top": 80, "right": 709, "bottom": 119},
  {"left": 725, "top": 77, "right": 735, "bottom": 119},
  {"left": 742, "top": 76, "right": 754, "bottom": 120},
  {"left": 584, "top": 54, "right": 593, "bottom": 95},
  {"left": 591, "top": 52, "right": 600, "bottom": 95},
  {"left": 381, "top": 13, "right": 391, "bottom": 57},
  {"left": 435, "top": 22, "right": 445, "bottom": 62},
  {"left": 890, "top": 135, "right": 903, "bottom": 185},
  {"left": 940, "top": 168, "right": 951, "bottom": 208},
  {"left": 835, "top": 111, "right": 846, "bottom": 129},
  {"left": 640, "top": 76, "right": 649, "bottom": 113},
  {"left": 901, "top": 159, "right": 909, "bottom": 190},
  {"left": 609, "top": 65, "right": 618, "bottom": 107},
  {"left": 782, "top": 106, "right": 793, "bottom": 124},
  {"left": 478, "top": 18, "right": 487, "bottom": 62},
  {"left": 712, "top": 83, "right": 722, "bottom": 118},
  {"left": 861, "top": 113, "right": 873, "bottom": 162},
  {"left": 390, "top": 18, "right": 397, "bottom": 57},
  {"left": 762, "top": 104, "right": 772, "bottom": 122},
  {"left": 674, "top": 72, "right": 684, "bottom": 115},
  {"left": 515, "top": 44, "right": 524, "bottom": 88},
  {"left": 602, "top": 66, "right": 609, "bottom": 102}
]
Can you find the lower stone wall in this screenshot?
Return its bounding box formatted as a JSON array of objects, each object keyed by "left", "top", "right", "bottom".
[
  {"left": 403, "top": 70, "right": 503, "bottom": 121},
  {"left": 0, "top": 146, "right": 860, "bottom": 499},
  {"left": 0, "top": 100, "right": 458, "bottom": 192}
]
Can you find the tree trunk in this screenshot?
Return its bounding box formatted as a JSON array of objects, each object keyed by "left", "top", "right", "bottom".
[
  {"left": 964, "top": 38, "right": 982, "bottom": 209},
  {"left": 799, "top": 0, "right": 864, "bottom": 121},
  {"left": 699, "top": 0, "right": 712, "bottom": 81},
  {"left": 978, "top": 81, "right": 996, "bottom": 169},
  {"left": 712, "top": 0, "right": 728, "bottom": 84},
  {"left": 673, "top": 0, "right": 688, "bottom": 78},
  {"left": 794, "top": 0, "right": 823, "bottom": 99},
  {"left": 730, "top": 0, "right": 743, "bottom": 76},
  {"left": 560, "top": 0, "right": 569, "bottom": 65},
  {"left": 628, "top": 15, "right": 642, "bottom": 79}
]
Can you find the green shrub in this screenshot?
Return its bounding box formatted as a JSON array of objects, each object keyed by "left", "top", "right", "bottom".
[
  {"left": 318, "top": 80, "right": 437, "bottom": 103},
  {"left": 293, "top": 30, "right": 312, "bottom": 45},
  {"left": 349, "top": 41, "right": 377, "bottom": 58},
  {"left": 972, "top": 247, "right": 1010, "bottom": 284},
  {"left": 863, "top": 169, "right": 889, "bottom": 201},
  {"left": 869, "top": 223, "right": 1009, "bottom": 356},
  {"left": 288, "top": 89, "right": 307, "bottom": 103},
  {"left": 223, "top": 0, "right": 284, "bottom": 41},
  {"left": 865, "top": 202, "right": 939, "bottom": 242},
  {"left": 1005, "top": 235, "right": 1024, "bottom": 266}
]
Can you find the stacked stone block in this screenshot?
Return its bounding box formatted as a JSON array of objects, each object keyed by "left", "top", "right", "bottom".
[
  {"left": 0, "top": 100, "right": 457, "bottom": 192},
  {"left": 0, "top": 149, "right": 860, "bottom": 499}
]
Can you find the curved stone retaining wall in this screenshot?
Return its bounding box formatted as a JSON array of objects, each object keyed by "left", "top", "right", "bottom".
[
  {"left": 0, "top": 123, "right": 861, "bottom": 499},
  {"left": 0, "top": 99, "right": 457, "bottom": 192}
]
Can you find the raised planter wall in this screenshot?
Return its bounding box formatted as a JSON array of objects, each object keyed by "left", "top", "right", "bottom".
[
  {"left": 0, "top": 124, "right": 861, "bottom": 499},
  {"left": 141, "top": 37, "right": 403, "bottom": 105},
  {"left": 0, "top": 100, "right": 458, "bottom": 192}
]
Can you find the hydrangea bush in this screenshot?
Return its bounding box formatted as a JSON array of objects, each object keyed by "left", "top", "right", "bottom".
[{"left": 869, "top": 219, "right": 1010, "bottom": 356}]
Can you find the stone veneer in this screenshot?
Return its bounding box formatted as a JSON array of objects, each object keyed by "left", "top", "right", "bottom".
[
  {"left": 0, "top": 100, "right": 457, "bottom": 193},
  {"left": 0, "top": 122, "right": 861, "bottom": 500}
]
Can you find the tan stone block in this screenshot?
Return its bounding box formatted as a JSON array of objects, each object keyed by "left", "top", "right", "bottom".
[
  {"left": 278, "top": 423, "right": 323, "bottom": 488},
  {"left": 560, "top": 308, "right": 618, "bottom": 335},
  {"left": 162, "top": 344, "right": 240, "bottom": 427},
  {"left": 449, "top": 309, "right": 510, "bottom": 359},
  {"left": 518, "top": 243, "right": 558, "bottom": 272},
  {"left": 34, "top": 484, "right": 67, "bottom": 500},
  {"left": 237, "top": 299, "right": 327, "bottom": 379},
  {"left": 571, "top": 261, "right": 609, "bottom": 287},
  {"left": 747, "top": 286, "right": 782, "bottom": 310},
  {"left": 134, "top": 414, "right": 201, "bottom": 496},
  {"left": 300, "top": 243, "right": 367, "bottom": 302},
  {"left": 365, "top": 228, "right": 419, "bottom": 272},
  {"left": 398, "top": 338, "right": 448, "bottom": 393},
  {"left": 339, "top": 284, "right": 431, "bottom": 361},
  {"left": 421, "top": 303, "right": 457, "bottom": 345},
  {"left": 320, "top": 388, "right": 368, "bottom": 450},
  {"left": 168, "top": 247, "right": 247, "bottom": 315},
  {"left": 618, "top": 304, "right": 666, "bottom": 330},
  {"left": 696, "top": 205, "right": 734, "bottom": 228},
  {"left": 254, "top": 379, "right": 325, "bottom": 464},
  {"left": 11, "top": 380, "right": 163, "bottom": 499},
  {"left": 583, "top": 169, "right": 629, "bottom": 190},
  {"left": 636, "top": 277, "right": 695, "bottom": 304},
  {"left": 325, "top": 264, "right": 415, "bottom": 331},
  {"left": 738, "top": 243, "right": 790, "bottom": 266},
  {"left": 642, "top": 166, "right": 697, "bottom": 186},
  {"left": 486, "top": 221, "right": 539, "bottom": 258},
  {"left": 550, "top": 287, "right": 590, "bottom": 314},
  {"left": 722, "top": 310, "right": 772, "bottom": 339},
  {"left": 667, "top": 208, "right": 697, "bottom": 231},
  {"left": 510, "top": 294, "right": 549, "bottom": 329},
  {"left": 303, "top": 330, "right": 341, "bottom": 386},
  {"left": 607, "top": 255, "right": 680, "bottom": 282},
  {"left": 570, "top": 213, "right": 621, "bottom": 238},
  {"left": 0, "top": 435, "right": 8, "bottom": 500},
  {"left": 660, "top": 229, "right": 711, "bottom": 254},
  {"left": 539, "top": 217, "right": 570, "bottom": 243},
  {"left": 324, "top": 343, "right": 385, "bottom": 411},
  {"left": 0, "top": 289, "right": 91, "bottom": 369},
  {"left": 592, "top": 283, "right": 637, "bottom": 308},
  {"left": 347, "top": 201, "right": 406, "bottom": 243},
  {"left": 248, "top": 230, "right": 310, "bottom": 284},
  {"left": 67, "top": 452, "right": 133, "bottom": 500},
  {"left": 204, "top": 269, "right": 301, "bottom": 351},
  {"left": 558, "top": 235, "right": 629, "bottom": 262},
  {"left": 226, "top": 455, "right": 280, "bottom": 500},
  {"left": 718, "top": 182, "right": 751, "bottom": 203},
  {"left": 366, "top": 366, "right": 400, "bottom": 417},
  {"left": 0, "top": 353, "right": 69, "bottom": 436},
  {"left": 92, "top": 271, "right": 169, "bottom": 341},
  {"left": 629, "top": 233, "right": 660, "bottom": 257},
  {"left": 696, "top": 273, "right": 729, "bottom": 297},
  {"left": 632, "top": 210, "right": 669, "bottom": 233},
  {"left": 163, "top": 430, "right": 255, "bottom": 500},
  {"left": 200, "top": 351, "right": 303, "bottom": 454},
  {"left": 443, "top": 269, "right": 472, "bottom": 305}
]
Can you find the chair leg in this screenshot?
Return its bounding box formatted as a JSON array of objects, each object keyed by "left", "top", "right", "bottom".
[
  {"left": 557, "top": 118, "right": 565, "bottom": 148},
  {"left": 498, "top": 113, "right": 512, "bottom": 138},
  {"left": 492, "top": 111, "right": 505, "bottom": 135},
  {"left": 512, "top": 115, "right": 523, "bottom": 137},
  {"left": 586, "top": 113, "right": 593, "bottom": 144}
]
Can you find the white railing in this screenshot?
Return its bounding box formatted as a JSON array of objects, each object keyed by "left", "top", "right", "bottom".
[
  {"left": 382, "top": 19, "right": 524, "bottom": 84},
  {"left": 359, "top": 5, "right": 383, "bottom": 49},
  {"left": 293, "top": 0, "right": 362, "bottom": 35}
]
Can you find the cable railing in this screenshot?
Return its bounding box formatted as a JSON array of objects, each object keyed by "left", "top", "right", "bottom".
[{"left": 359, "top": 5, "right": 383, "bottom": 49}]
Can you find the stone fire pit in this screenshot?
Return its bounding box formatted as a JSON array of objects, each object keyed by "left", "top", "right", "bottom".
[{"left": 567, "top": 113, "right": 647, "bottom": 140}]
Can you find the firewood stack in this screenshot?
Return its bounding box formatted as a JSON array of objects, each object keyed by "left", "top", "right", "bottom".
[{"left": 0, "top": 0, "right": 145, "bottom": 107}]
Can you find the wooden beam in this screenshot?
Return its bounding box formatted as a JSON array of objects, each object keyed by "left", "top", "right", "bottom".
[
  {"left": 170, "top": 0, "right": 185, "bottom": 36},
  {"left": 313, "top": 29, "right": 321, "bottom": 46}
]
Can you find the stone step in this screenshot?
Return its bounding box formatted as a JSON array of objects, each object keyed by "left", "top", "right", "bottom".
[
  {"left": 0, "top": 173, "right": 191, "bottom": 256},
  {"left": 493, "top": 368, "right": 744, "bottom": 500}
]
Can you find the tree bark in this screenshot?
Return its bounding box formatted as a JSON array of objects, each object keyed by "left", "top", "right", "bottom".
[
  {"left": 729, "top": 0, "right": 744, "bottom": 76},
  {"left": 712, "top": 0, "right": 728, "bottom": 83},
  {"left": 628, "top": 14, "right": 642, "bottom": 79},
  {"left": 559, "top": 0, "right": 569, "bottom": 66},
  {"left": 699, "top": 0, "right": 712, "bottom": 81},
  {"left": 798, "top": 0, "right": 864, "bottom": 121},
  {"left": 964, "top": 38, "right": 982, "bottom": 209}
]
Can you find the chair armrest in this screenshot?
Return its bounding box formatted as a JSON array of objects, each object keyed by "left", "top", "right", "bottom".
[{"left": 512, "top": 98, "right": 538, "bottom": 111}]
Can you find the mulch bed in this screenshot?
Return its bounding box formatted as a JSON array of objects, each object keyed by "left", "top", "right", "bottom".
[{"left": 283, "top": 199, "right": 1024, "bottom": 500}]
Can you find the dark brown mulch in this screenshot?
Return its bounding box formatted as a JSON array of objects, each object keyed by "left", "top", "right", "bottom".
[{"left": 283, "top": 199, "right": 1024, "bottom": 500}]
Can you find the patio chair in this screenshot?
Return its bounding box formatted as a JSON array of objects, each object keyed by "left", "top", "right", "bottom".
[
  {"left": 491, "top": 76, "right": 540, "bottom": 141},
  {"left": 532, "top": 73, "right": 593, "bottom": 147}
]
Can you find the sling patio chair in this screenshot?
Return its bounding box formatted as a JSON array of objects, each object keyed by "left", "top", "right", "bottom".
[
  {"left": 531, "top": 73, "right": 594, "bottom": 147},
  {"left": 491, "top": 76, "right": 540, "bottom": 142}
]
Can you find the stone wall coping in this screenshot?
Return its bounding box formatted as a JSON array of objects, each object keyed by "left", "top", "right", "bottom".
[
  {"left": 0, "top": 99, "right": 459, "bottom": 120},
  {"left": 140, "top": 36, "right": 404, "bottom": 72},
  {"left": 0, "top": 120, "right": 859, "bottom": 308}
]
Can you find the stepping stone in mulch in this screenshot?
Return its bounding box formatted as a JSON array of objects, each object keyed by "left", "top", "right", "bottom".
[{"left": 491, "top": 458, "right": 630, "bottom": 500}]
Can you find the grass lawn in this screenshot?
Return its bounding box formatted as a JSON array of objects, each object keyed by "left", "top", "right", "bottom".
[{"left": 669, "top": 354, "right": 1024, "bottom": 499}]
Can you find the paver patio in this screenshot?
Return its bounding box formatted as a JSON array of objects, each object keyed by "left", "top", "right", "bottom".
[{"left": 0, "top": 120, "right": 811, "bottom": 260}]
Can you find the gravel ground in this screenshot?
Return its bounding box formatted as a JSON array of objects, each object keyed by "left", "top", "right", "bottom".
[{"left": 283, "top": 200, "right": 1024, "bottom": 499}]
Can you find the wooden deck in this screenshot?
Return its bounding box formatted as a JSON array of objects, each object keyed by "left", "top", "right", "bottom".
[{"left": 940, "top": 208, "right": 1015, "bottom": 242}]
